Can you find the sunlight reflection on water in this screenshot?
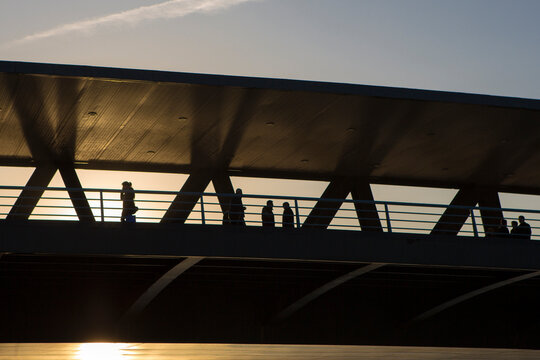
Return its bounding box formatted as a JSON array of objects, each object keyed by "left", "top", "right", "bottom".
[{"left": 2, "top": 343, "right": 540, "bottom": 360}]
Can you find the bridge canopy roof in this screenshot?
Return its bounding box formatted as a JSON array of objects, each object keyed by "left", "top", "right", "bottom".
[{"left": 1, "top": 61, "right": 539, "bottom": 193}]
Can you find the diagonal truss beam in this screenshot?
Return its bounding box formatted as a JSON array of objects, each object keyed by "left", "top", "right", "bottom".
[
  {"left": 415, "top": 270, "right": 540, "bottom": 322},
  {"left": 431, "top": 188, "right": 477, "bottom": 236},
  {"left": 275, "top": 263, "right": 386, "bottom": 322},
  {"left": 302, "top": 179, "right": 351, "bottom": 229},
  {"left": 432, "top": 187, "right": 503, "bottom": 236},
  {"left": 59, "top": 165, "right": 95, "bottom": 222},
  {"left": 351, "top": 181, "right": 382, "bottom": 232},
  {"left": 161, "top": 173, "right": 212, "bottom": 223},
  {"left": 7, "top": 165, "right": 56, "bottom": 220},
  {"left": 212, "top": 173, "right": 235, "bottom": 214},
  {"left": 478, "top": 190, "right": 503, "bottom": 234}
]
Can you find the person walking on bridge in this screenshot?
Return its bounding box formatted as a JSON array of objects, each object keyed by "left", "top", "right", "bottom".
[
  {"left": 229, "top": 188, "right": 246, "bottom": 226},
  {"left": 517, "top": 215, "right": 532, "bottom": 240},
  {"left": 282, "top": 202, "right": 295, "bottom": 228},
  {"left": 261, "top": 200, "right": 275, "bottom": 227},
  {"left": 120, "top": 181, "right": 138, "bottom": 222}
]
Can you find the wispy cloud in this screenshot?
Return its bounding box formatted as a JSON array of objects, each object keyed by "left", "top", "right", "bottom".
[{"left": 7, "top": 0, "right": 255, "bottom": 46}]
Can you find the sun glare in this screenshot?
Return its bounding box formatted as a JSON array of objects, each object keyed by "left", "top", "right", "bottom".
[{"left": 77, "top": 343, "right": 130, "bottom": 360}]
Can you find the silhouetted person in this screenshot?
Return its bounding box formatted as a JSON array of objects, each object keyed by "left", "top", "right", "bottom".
[
  {"left": 229, "top": 188, "right": 246, "bottom": 226},
  {"left": 517, "top": 215, "right": 531, "bottom": 240},
  {"left": 485, "top": 226, "right": 497, "bottom": 239},
  {"left": 222, "top": 210, "right": 231, "bottom": 225},
  {"left": 510, "top": 220, "right": 519, "bottom": 238},
  {"left": 261, "top": 200, "right": 275, "bottom": 227},
  {"left": 282, "top": 201, "right": 295, "bottom": 228},
  {"left": 121, "top": 181, "right": 138, "bottom": 222},
  {"left": 495, "top": 218, "right": 509, "bottom": 238}
]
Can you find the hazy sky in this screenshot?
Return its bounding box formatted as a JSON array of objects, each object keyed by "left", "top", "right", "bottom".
[{"left": 1, "top": 0, "right": 539, "bottom": 98}]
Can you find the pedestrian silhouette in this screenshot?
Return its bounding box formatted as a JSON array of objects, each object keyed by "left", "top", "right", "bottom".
[
  {"left": 495, "top": 218, "right": 509, "bottom": 238},
  {"left": 222, "top": 210, "right": 231, "bottom": 225},
  {"left": 120, "top": 181, "right": 138, "bottom": 222},
  {"left": 510, "top": 220, "right": 519, "bottom": 238},
  {"left": 517, "top": 215, "right": 532, "bottom": 240},
  {"left": 282, "top": 201, "right": 295, "bottom": 228},
  {"left": 261, "top": 200, "right": 275, "bottom": 227},
  {"left": 229, "top": 188, "right": 246, "bottom": 226}
]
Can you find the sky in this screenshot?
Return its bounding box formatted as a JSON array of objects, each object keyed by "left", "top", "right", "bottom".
[
  {"left": 0, "top": 0, "right": 539, "bottom": 98},
  {"left": 1, "top": 0, "right": 540, "bottom": 229}
]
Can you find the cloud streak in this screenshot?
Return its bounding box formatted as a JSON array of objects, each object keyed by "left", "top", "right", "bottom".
[{"left": 8, "top": 0, "right": 255, "bottom": 46}]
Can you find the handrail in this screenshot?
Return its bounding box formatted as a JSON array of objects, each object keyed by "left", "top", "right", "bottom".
[{"left": 0, "top": 185, "right": 538, "bottom": 240}]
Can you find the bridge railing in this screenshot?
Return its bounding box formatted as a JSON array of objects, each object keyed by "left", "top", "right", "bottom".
[{"left": 0, "top": 185, "right": 539, "bottom": 240}]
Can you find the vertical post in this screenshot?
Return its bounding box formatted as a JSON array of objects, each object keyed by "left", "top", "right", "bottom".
[
  {"left": 384, "top": 203, "right": 392, "bottom": 233},
  {"left": 294, "top": 199, "right": 301, "bottom": 229},
  {"left": 200, "top": 193, "right": 206, "bottom": 225},
  {"left": 100, "top": 191, "right": 104, "bottom": 222},
  {"left": 470, "top": 207, "right": 478, "bottom": 238}
]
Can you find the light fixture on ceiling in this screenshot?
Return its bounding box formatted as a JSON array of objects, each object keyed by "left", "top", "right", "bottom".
[
  {"left": 147, "top": 150, "right": 156, "bottom": 155},
  {"left": 178, "top": 116, "right": 188, "bottom": 122},
  {"left": 87, "top": 111, "right": 97, "bottom": 116}
]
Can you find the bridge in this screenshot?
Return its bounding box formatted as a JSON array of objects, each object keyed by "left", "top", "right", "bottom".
[{"left": 1, "top": 61, "right": 540, "bottom": 355}]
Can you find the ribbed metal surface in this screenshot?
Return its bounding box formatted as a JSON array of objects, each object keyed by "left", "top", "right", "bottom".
[{"left": 1, "top": 61, "right": 540, "bottom": 193}]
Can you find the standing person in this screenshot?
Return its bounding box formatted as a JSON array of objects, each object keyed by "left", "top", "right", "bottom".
[
  {"left": 495, "top": 218, "right": 509, "bottom": 238},
  {"left": 282, "top": 202, "right": 295, "bottom": 228},
  {"left": 510, "top": 220, "right": 520, "bottom": 238},
  {"left": 518, "top": 215, "right": 532, "bottom": 240},
  {"left": 120, "top": 181, "right": 138, "bottom": 222},
  {"left": 222, "top": 210, "right": 231, "bottom": 225},
  {"left": 229, "top": 188, "right": 246, "bottom": 226},
  {"left": 261, "top": 200, "right": 275, "bottom": 227}
]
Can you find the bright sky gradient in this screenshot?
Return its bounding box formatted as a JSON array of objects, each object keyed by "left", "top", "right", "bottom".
[
  {"left": 1, "top": 0, "right": 540, "bottom": 226},
  {"left": 1, "top": 0, "right": 539, "bottom": 98}
]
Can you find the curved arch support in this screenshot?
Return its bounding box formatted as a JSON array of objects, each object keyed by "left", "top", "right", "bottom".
[
  {"left": 122, "top": 256, "right": 204, "bottom": 322},
  {"left": 275, "top": 263, "right": 386, "bottom": 322},
  {"left": 415, "top": 270, "right": 540, "bottom": 322}
]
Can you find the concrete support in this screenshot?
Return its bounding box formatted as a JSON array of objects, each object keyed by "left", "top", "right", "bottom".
[
  {"left": 431, "top": 188, "right": 479, "bottom": 236},
  {"left": 478, "top": 190, "right": 503, "bottom": 235},
  {"left": 212, "top": 173, "right": 235, "bottom": 214},
  {"left": 7, "top": 165, "right": 56, "bottom": 220},
  {"left": 302, "top": 179, "right": 350, "bottom": 229},
  {"left": 161, "top": 173, "right": 212, "bottom": 223},
  {"left": 58, "top": 165, "right": 95, "bottom": 222},
  {"left": 351, "top": 182, "right": 383, "bottom": 232},
  {"left": 431, "top": 187, "right": 503, "bottom": 236}
]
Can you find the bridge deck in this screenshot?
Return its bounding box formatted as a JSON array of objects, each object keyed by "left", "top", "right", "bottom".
[{"left": 2, "top": 220, "right": 540, "bottom": 270}]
